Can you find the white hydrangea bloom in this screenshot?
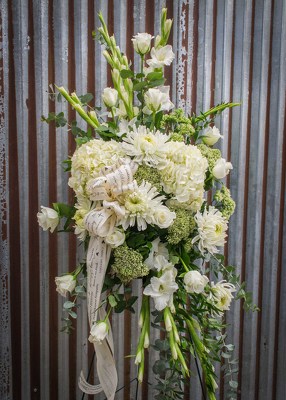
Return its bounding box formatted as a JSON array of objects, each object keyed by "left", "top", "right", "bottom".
[
  {"left": 121, "top": 125, "right": 170, "bottom": 168},
  {"left": 159, "top": 141, "right": 208, "bottom": 211},
  {"left": 192, "top": 206, "right": 228, "bottom": 254},
  {"left": 69, "top": 139, "right": 125, "bottom": 196}
]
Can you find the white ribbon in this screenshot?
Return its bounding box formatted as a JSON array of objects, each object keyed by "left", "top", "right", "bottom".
[{"left": 78, "top": 160, "right": 137, "bottom": 398}]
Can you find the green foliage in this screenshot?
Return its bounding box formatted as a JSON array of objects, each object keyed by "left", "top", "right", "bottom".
[{"left": 41, "top": 111, "right": 67, "bottom": 127}]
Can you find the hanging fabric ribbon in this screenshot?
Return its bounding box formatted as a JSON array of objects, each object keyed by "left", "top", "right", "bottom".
[{"left": 78, "top": 159, "right": 137, "bottom": 399}]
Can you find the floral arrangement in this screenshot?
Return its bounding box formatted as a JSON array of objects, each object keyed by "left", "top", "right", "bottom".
[{"left": 38, "top": 9, "right": 257, "bottom": 400}]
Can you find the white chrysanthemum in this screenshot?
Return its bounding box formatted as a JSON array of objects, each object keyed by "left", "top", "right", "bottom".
[
  {"left": 159, "top": 141, "right": 208, "bottom": 210},
  {"left": 69, "top": 139, "right": 125, "bottom": 196},
  {"left": 192, "top": 206, "right": 228, "bottom": 254},
  {"left": 143, "top": 268, "right": 178, "bottom": 311},
  {"left": 119, "top": 180, "right": 175, "bottom": 231},
  {"left": 209, "top": 280, "right": 236, "bottom": 312},
  {"left": 73, "top": 196, "right": 95, "bottom": 241},
  {"left": 121, "top": 125, "right": 170, "bottom": 168}
]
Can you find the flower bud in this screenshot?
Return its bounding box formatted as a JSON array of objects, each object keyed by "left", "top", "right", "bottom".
[
  {"left": 55, "top": 274, "right": 76, "bottom": 297},
  {"left": 103, "top": 50, "right": 113, "bottom": 65},
  {"left": 171, "top": 344, "right": 178, "bottom": 360},
  {"left": 202, "top": 126, "right": 223, "bottom": 146},
  {"left": 111, "top": 68, "right": 120, "bottom": 85},
  {"left": 144, "top": 332, "right": 149, "bottom": 348},
  {"left": 135, "top": 350, "right": 142, "bottom": 365},
  {"left": 212, "top": 158, "right": 233, "bottom": 179},
  {"left": 164, "top": 19, "right": 173, "bottom": 36},
  {"left": 37, "top": 206, "right": 59, "bottom": 233},
  {"left": 154, "top": 35, "right": 161, "bottom": 48},
  {"left": 102, "top": 87, "right": 118, "bottom": 108},
  {"left": 88, "top": 321, "right": 109, "bottom": 344},
  {"left": 71, "top": 92, "right": 81, "bottom": 104},
  {"left": 164, "top": 312, "right": 172, "bottom": 332}
]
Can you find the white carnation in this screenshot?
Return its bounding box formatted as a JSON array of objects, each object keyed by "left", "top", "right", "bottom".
[
  {"left": 192, "top": 206, "right": 228, "bottom": 255},
  {"left": 146, "top": 45, "right": 175, "bottom": 68},
  {"left": 121, "top": 125, "right": 170, "bottom": 168},
  {"left": 184, "top": 270, "right": 209, "bottom": 294},
  {"left": 37, "top": 206, "right": 59, "bottom": 233}
]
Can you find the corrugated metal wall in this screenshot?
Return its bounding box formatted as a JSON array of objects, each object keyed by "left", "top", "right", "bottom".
[{"left": 0, "top": 0, "right": 285, "bottom": 399}]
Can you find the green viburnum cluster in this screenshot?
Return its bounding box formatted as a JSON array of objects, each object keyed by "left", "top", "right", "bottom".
[
  {"left": 134, "top": 164, "right": 162, "bottom": 192},
  {"left": 111, "top": 244, "right": 149, "bottom": 283},
  {"left": 197, "top": 143, "right": 222, "bottom": 170},
  {"left": 162, "top": 108, "right": 195, "bottom": 140},
  {"left": 214, "top": 185, "right": 236, "bottom": 220},
  {"left": 167, "top": 208, "right": 196, "bottom": 245}
]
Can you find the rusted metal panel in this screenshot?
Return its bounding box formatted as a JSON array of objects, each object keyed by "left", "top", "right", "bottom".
[{"left": 1, "top": 0, "right": 285, "bottom": 399}]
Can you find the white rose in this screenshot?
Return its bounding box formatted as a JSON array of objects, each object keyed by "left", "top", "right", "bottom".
[
  {"left": 37, "top": 206, "right": 59, "bottom": 233},
  {"left": 184, "top": 270, "right": 209, "bottom": 294},
  {"left": 212, "top": 158, "right": 233, "bottom": 179},
  {"left": 88, "top": 321, "right": 109, "bottom": 343},
  {"left": 102, "top": 87, "right": 118, "bottom": 108},
  {"left": 151, "top": 206, "right": 176, "bottom": 229},
  {"left": 202, "top": 126, "right": 223, "bottom": 146},
  {"left": 55, "top": 275, "right": 76, "bottom": 297},
  {"left": 105, "top": 228, "right": 125, "bottom": 248},
  {"left": 132, "top": 33, "right": 153, "bottom": 55},
  {"left": 146, "top": 45, "right": 175, "bottom": 68}
]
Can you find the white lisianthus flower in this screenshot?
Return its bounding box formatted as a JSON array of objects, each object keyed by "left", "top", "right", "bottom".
[
  {"left": 105, "top": 228, "right": 125, "bottom": 248},
  {"left": 102, "top": 87, "right": 118, "bottom": 108},
  {"left": 143, "top": 86, "right": 174, "bottom": 114},
  {"left": 210, "top": 280, "right": 236, "bottom": 311},
  {"left": 146, "top": 45, "right": 175, "bottom": 68},
  {"left": 202, "top": 126, "right": 223, "bottom": 146},
  {"left": 184, "top": 270, "right": 209, "bottom": 294},
  {"left": 88, "top": 321, "right": 109, "bottom": 344},
  {"left": 120, "top": 181, "right": 174, "bottom": 231},
  {"left": 37, "top": 206, "right": 59, "bottom": 233},
  {"left": 143, "top": 268, "right": 178, "bottom": 311},
  {"left": 121, "top": 125, "right": 170, "bottom": 168},
  {"left": 192, "top": 206, "right": 228, "bottom": 255},
  {"left": 212, "top": 158, "right": 233, "bottom": 179},
  {"left": 55, "top": 275, "right": 76, "bottom": 297},
  {"left": 132, "top": 33, "right": 153, "bottom": 55},
  {"left": 144, "top": 238, "right": 169, "bottom": 269}
]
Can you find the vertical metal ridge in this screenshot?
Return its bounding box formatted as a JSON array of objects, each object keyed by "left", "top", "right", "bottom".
[
  {"left": 48, "top": 1, "right": 59, "bottom": 399},
  {"left": 7, "top": 0, "right": 22, "bottom": 398},
  {"left": 254, "top": 0, "right": 275, "bottom": 398},
  {"left": 67, "top": 1, "right": 77, "bottom": 398},
  {"left": 191, "top": 0, "right": 199, "bottom": 112},
  {"left": 28, "top": 0, "right": 41, "bottom": 397}
]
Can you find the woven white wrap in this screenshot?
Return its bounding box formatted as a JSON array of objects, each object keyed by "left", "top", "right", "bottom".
[{"left": 78, "top": 160, "right": 137, "bottom": 398}]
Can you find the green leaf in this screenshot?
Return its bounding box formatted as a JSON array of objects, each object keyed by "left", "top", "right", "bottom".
[
  {"left": 78, "top": 93, "right": 94, "bottom": 104},
  {"left": 133, "top": 81, "right": 148, "bottom": 91},
  {"left": 120, "top": 70, "right": 134, "bottom": 79},
  {"left": 69, "top": 311, "right": 77, "bottom": 319},
  {"left": 147, "top": 71, "right": 163, "bottom": 81},
  {"left": 148, "top": 78, "right": 165, "bottom": 88},
  {"left": 63, "top": 301, "right": 74, "bottom": 309},
  {"left": 229, "top": 380, "right": 238, "bottom": 389}
]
